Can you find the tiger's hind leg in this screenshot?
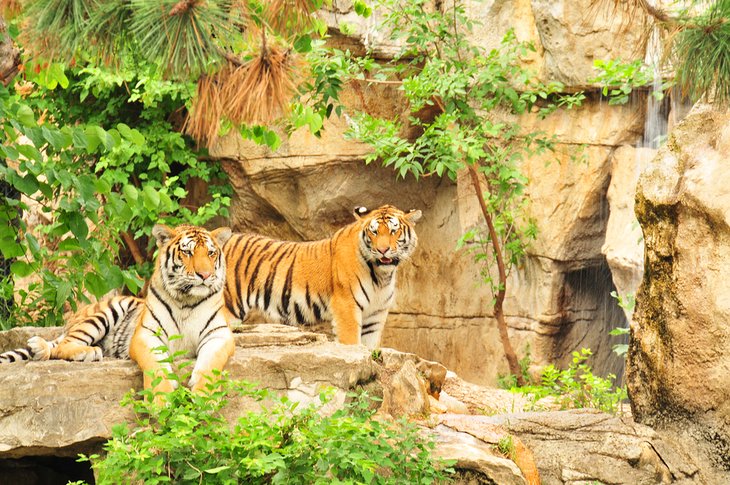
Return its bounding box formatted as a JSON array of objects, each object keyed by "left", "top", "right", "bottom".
[{"left": 49, "top": 340, "right": 103, "bottom": 362}]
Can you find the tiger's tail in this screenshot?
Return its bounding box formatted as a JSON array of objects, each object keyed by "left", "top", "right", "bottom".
[
  {"left": 0, "top": 334, "right": 62, "bottom": 364},
  {"left": 0, "top": 346, "right": 33, "bottom": 364}
]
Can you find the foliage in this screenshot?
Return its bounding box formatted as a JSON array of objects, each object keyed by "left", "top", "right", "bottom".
[
  {"left": 590, "top": 59, "right": 669, "bottom": 105},
  {"left": 510, "top": 348, "right": 627, "bottom": 414},
  {"left": 497, "top": 346, "right": 533, "bottom": 390},
  {"left": 496, "top": 435, "right": 516, "bottom": 462},
  {"left": 0, "top": 57, "right": 232, "bottom": 329},
  {"left": 668, "top": 0, "right": 730, "bottom": 105},
  {"left": 609, "top": 291, "right": 636, "bottom": 357},
  {"left": 0, "top": 83, "right": 144, "bottom": 328},
  {"left": 80, "top": 374, "right": 454, "bottom": 484}
]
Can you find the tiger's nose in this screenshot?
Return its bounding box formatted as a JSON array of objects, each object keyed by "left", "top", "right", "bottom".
[
  {"left": 377, "top": 247, "right": 389, "bottom": 255},
  {"left": 197, "top": 271, "right": 212, "bottom": 281}
]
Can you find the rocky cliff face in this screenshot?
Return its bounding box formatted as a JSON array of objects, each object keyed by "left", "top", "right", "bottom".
[
  {"left": 628, "top": 103, "right": 730, "bottom": 468},
  {"left": 212, "top": 0, "right": 655, "bottom": 385}
]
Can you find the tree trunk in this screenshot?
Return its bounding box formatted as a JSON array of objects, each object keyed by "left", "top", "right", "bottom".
[{"left": 467, "top": 164, "right": 526, "bottom": 386}]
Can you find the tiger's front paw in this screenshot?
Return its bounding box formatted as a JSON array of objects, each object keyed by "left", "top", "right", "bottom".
[{"left": 27, "top": 336, "right": 52, "bottom": 361}]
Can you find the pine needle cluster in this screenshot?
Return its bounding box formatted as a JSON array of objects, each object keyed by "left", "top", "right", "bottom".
[
  {"left": 593, "top": 0, "right": 730, "bottom": 106},
  {"left": 14, "top": 0, "right": 323, "bottom": 145}
]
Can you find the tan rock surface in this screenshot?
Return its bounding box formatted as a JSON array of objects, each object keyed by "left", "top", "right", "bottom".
[{"left": 629, "top": 103, "right": 730, "bottom": 467}]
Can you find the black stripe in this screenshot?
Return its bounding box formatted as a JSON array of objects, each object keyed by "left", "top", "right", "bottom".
[
  {"left": 71, "top": 328, "right": 96, "bottom": 344},
  {"left": 144, "top": 305, "right": 169, "bottom": 339},
  {"left": 108, "top": 303, "right": 119, "bottom": 330},
  {"left": 367, "top": 261, "right": 379, "bottom": 286},
  {"left": 361, "top": 328, "right": 376, "bottom": 336},
  {"left": 89, "top": 316, "right": 108, "bottom": 337},
  {"left": 305, "top": 282, "right": 312, "bottom": 308},
  {"left": 197, "top": 325, "right": 228, "bottom": 354},
  {"left": 369, "top": 307, "right": 388, "bottom": 318},
  {"left": 141, "top": 323, "right": 161, "bottom": 336},
  {"left": 350, "top": 287, "right": 364, "bottom": 311},
  {"left": 6, "top": 353, "right": 15, "bottom": 362},
  {"left": 312, "top": 302, "right": 322, "bottom": 321},
  {"left": 356, "top": 277, "right": 370, "bottom": 304},
  {"left": 263, "top": 244, "right": 294, "bottom": 310},
  {"left": 280, "top": 253, "right": 296, "bottom": 320},
  {"left": 151, "top": 286, "right": 175, "bottom": 320},
  {"left": 362, "top": 321, "right": 379, "bottom": 330},
  {"left": 182, "top": 290, "right": 215, "bottom": 309},
  {"left": 198, "top": 308, "right": 222, "bottom": 338},
  {"left": 294, "top": 303, "right": 305, "bottom": 325},
  {"left": 247, "top": 241, "right": 275, "bottom": 306},
  {"left": 231, "top": 235, "right": 258, "bottom": 316}
]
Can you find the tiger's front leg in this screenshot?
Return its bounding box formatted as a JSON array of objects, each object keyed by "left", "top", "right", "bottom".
[
  {"left": 129, "top": 324, "right": 177, "bottom": 404},
  {"left": 189, "top": 322, "right": 235, "bottom": 393},
  {"left": 331, "top": 287, "right": 363, "bottom": 345},
  {"left": 360, "top": 310, "right": 389, "bottom": 349}
]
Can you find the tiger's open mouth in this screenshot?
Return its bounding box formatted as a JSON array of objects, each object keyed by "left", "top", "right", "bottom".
[{"left": 376, "top": 257, "right": 398, "bottom": 266}]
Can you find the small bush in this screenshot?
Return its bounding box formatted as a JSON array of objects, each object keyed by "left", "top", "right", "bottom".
[
  {"left": 80, "top": 375, "right": 453, "bottom": 484},
  {"left": 511, "top": 348, "right": 627, "bottom": 414}
]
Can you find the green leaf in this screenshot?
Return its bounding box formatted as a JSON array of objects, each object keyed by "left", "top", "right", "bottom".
[
  {"left": 84, "top": 273, "right": 111, "bottom": 298},
  {"left": 293, "top": 34, "right": 312, "bottom": 53},
  {"left": 67, "top": 212, "right": 89, "bottom": 241},
  {"left": 0, "top": 237, "right": 24, "bottom": 258},
  {"left": 353, "top": 0, "right": 372, "bottom": 17},
  {"left": 54, "top": 281, "right": 73, "bottom": 309},
  {"left": 15, "top": 105, "right": 35, "bottom": 126},
  {"left": 72, "top": 129, "right": 89, "bottom": 150},
  {"left": 16, "top": 144, "right": 43, "bottom": 163},
  {"left": 42, "top": 126, "right": 72, "bottom": 150},
  {"left": 123, "top": 185, "right": 139, "bottom": 202},
  {"left": 10, "top": 261, "right": 34, "bottom": 278},
  {"left": 11, "top": 173, "right": 40, "bottom": 195},
  {"left": 117, "top": 123, "right": 146, "bottom": 146},
  {"left": 204, "top": 466, "right": 231, "bottom": 474},
  {"left": 143, "top": 185, "right": 161, "bottom": 210}
]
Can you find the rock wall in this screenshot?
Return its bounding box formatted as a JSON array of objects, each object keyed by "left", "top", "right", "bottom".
[
  {"left": 628, "top": 103, "right": 730, "bottom": 467},
  {"left": 212, "top": 0, "right": 653, "bottom": 385}
]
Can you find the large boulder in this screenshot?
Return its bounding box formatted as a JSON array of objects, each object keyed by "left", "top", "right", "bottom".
[
  {"left": 628, "top": 103, "right": 730, "bottom": 468},
  {"left": 0, "top": 325, "right": 527, "bottom": 484}
]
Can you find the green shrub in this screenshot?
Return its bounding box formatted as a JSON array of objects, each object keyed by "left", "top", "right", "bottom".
[
  {"left": 511, "top": 348, "right": 627, "bottom": 414},
  {"left": 80, "top": 375, "right": 454, "bottom": 484}
]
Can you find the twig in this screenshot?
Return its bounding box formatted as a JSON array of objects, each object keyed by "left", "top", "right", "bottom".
[{"left": 121, "top": 231, "right": 146, "bottom": 265}]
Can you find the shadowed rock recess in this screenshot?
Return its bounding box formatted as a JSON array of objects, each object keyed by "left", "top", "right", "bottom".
[{"left": 1, "top": 325, "right": 726, "bottom": 484}]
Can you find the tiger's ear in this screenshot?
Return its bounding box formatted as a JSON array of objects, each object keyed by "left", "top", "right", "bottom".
[
  {"left": 211, "top": 227, "right": 233, "bottom": 246},
  {"left": 353, "top": 206, "right": 370, "bottom": 220},
  {"left": 405, "top": 209, "right": 422, "bottom": 224},
  {"left": 152, "top": 224, "right": 176, "bottom": 248}
]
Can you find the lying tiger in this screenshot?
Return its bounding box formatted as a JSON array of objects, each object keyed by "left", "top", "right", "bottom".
[
  {"left": 222, "top": 204, "right": 422, "bottom": 348},
  {"left": 0, "top": 224, "right": 235, "bottom": 397},
  {"left": 1, "top": 204, "right": 421, "bottom": 368}
]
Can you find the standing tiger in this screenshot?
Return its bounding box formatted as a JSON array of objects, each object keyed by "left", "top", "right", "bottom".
[
  {"left": 223, "top": 204, "right": 422, "bottom": 348},
  {"left": 0, "top": 224, "right": 235, "bottom": 397}
]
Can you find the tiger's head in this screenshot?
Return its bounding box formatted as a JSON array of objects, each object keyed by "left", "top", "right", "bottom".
[
  {"left": 354, "top": 205, "right": 422, "bottom": 267},
  {"left": 152, "top": 224, "right": 233, "bottom": 299}
]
